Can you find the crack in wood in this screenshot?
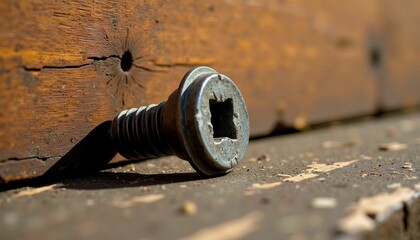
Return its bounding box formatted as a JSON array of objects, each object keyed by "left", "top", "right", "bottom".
[
  {"left": 22, "top": 63, "right": 91, "bottom": 72},
  {"left": 20, "top": 55, "right": 121, "bottom": 72},
  {"left": 4, "top": 155, "right": 62, "bottom": 162}
]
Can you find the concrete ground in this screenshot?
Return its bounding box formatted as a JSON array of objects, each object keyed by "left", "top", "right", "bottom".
[{"left": 1, "top": 113, "right": 419, "bottom": 240}]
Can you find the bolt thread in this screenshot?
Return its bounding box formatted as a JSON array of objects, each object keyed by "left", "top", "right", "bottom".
[{"left": 111, "top": 102, "right": 172, "bottom": 159}]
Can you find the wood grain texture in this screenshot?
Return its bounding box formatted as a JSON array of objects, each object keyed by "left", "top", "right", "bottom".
[{"left": 0, "top": 0, "right": 409, "bottom": 183}]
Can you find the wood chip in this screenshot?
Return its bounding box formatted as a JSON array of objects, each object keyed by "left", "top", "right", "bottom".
[
  {"left": 306, "top": 160, "right": 358, "bottom": 173},
  {"left": 311, "top": 197, "right": 337, "bottom": 209},
  {"left": 277, "top": 173, "right": 292, "bottom": 178},
  {"left": 111, "top": 194, "right": 164, "bottom": 208},
  {"left": 378, "top": 142, "right": 407, "bottom": 151},
  {"left": 386, "top": 183, "right": 401, "bottom": 189},
  {"left": 404, "top": 174, "right": 417, "bottom": 180},
  {"left": 283, "top": 160, "right": 357, "bottom": 183},
  {"left": 322, "top": 140, "right": 358, "bottom": 149},
  {"left": 284, "top": 173, "right": 319, "bottom": 182},
  {"left": 14, "top": 184, "right": 59, "bottom": 198},
  {"left": 337, "top": 188, "right": 416, "bottom": 234},
  {"left": 402, "top": 162, "right": 414, "bottom": 171},
  {"left": 360, "top": 155, "right": 372, "bottom": 160},
  {"left": 179, "top": 201, "right": 198, "bottom": 216},
  {"left": 415, "top": 183, "right": 420, "bottom": 191},
  {"left": 250, "top": 182, "right": 281, "bottom": 190},
  {"left": 245, "top": 182, "right": 281, "bottom": 196},
  {"left": 180, "top": 212, "right": 263, "bottom": 240}
]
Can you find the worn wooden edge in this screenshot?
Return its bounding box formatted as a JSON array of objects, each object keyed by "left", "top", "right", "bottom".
[{"left": 359, "top": 193, "right": 420, "bottom": 240}]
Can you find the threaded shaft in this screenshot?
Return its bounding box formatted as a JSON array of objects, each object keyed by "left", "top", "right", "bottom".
[{"left": 111, "top": 102, "right": 172, "bottom": 159}]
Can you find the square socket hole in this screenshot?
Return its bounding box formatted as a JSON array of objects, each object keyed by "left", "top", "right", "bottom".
[{"left": 209, "top": 98, "right": 237, "bottom": 140}]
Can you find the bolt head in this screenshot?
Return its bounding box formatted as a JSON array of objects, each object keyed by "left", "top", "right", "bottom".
[{"left": 176, "top": 67, "right": 249, "bottom": 176}]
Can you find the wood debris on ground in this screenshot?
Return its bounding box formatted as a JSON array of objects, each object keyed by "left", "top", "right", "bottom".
[
  {"left": 248, "top": 154, "right": 270, "bottom": 163},
  {"left": 336, "top": 187, "right": 416, "bottom": 234},
  {"left": 402, "top": 162, "right": 414, "bottom": 171},
  {"left": 179, "top": 201, "right": 198, "bottom": 216},
  {"left": 311, "top": 197, "right": 337, "bottom": 209},
  {"left": 322, "top": 140, "right": 358, "bottom": 149},
  {"left": 276, "top": 173, "right": 292, "bottom": 178},
  {"left": 250, "top": 182, "right": 281, "bottom": 190},
  {"left": 386, "top": 183, "right": 401, "bottom": 189},
  {"left": 283, "top": 173, "right": 319, "bottom": 183},
  {"left": 306, "top": 160, "right": 358, "bottom": 173},
  {"left": 360, "top": 155, "right": 372, "bottom": 160},
  {"left": 111, "top": 194, "right": 164, "bottom": 208},
  {"left": 180, "top": 211, "right": 263, "bottom": 240},
  {"left": 13, "top": 184, "right": 60, "bottom": 198},
  {"left": 245, "top": 182, "right": 281, "bottom": 196},
  {"left": 284, "top": 160, "right": 358, "bottom": 183},
  {"left": 404, "top": 175, "right": 417, "bottom": 180},
  {"left": 378, "top": 142, "right": 407, "bottom": 151}
]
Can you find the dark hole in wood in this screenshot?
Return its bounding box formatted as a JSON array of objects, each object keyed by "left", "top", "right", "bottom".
[
  {"left": 121, "top": 50, "right": 133, "bottom": 72},
  {"left": 370, "top": 47, "right": 381, "bottom": 68},
  {"left": 210, "top": 98, "right": 237, "bottom": 140}
]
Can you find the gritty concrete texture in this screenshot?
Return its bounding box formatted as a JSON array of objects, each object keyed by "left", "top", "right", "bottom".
[{"left": 1, "top": 113, "right": 420, "bottom": 240}]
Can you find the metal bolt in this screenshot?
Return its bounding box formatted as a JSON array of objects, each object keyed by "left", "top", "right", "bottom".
[{"left": 110, "top": 66, "right": 249, "bottom": 176}]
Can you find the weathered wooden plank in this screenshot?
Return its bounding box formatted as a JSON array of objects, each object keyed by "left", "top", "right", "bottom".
[
  {"left": 378, "top": 0, "right": 420, "bottom": 110},
  {"left": 0, "top": 0, "right": 383, "bottom": 183}
]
